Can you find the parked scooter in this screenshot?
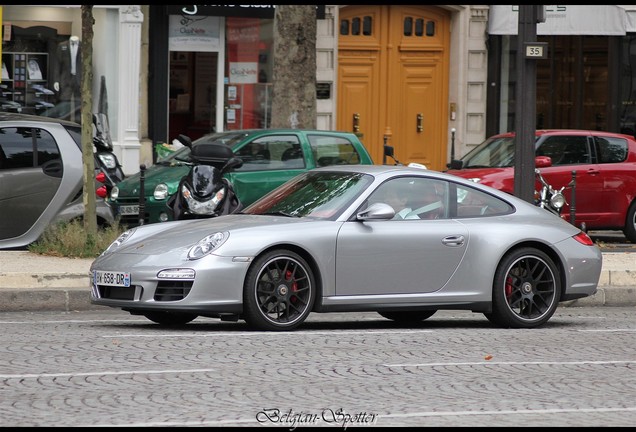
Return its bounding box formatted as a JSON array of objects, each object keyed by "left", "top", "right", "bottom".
[
  {"left": 167, "top": 134, "right": 243, "bottom": 220},
  {"left": 93, "top": 112, "right": 125, "bottom": 197}
]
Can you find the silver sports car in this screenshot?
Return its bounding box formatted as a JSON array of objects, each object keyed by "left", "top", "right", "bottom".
[{"left": 90, "top": 165, "right": 602, "bottom": 331}]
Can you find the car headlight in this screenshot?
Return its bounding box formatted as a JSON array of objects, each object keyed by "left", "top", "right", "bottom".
[
  {"left": 102, "top": 228, "right": 136, "bottom": 255},
  {"left": 467, "top": 178, "right": 481, "bottom": 183},
  {"left": 154, "top": 183, "right": 169, "bottom": 200},
  {"left": 188, "top": 231, "right": 229, "bottom": 260},
  {"left": 98, "top": 153, "right": 117, "bottom": 169},
  {"left": 110, "top": 185, "right": 119, "bottom": 200}
]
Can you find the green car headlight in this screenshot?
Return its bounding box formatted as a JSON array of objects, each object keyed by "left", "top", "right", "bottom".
[{"left": 154, "top": 183, "right": 169, "bottom": 200}]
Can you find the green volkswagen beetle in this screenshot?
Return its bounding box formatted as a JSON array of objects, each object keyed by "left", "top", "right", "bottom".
[{"left": 109, "top": 129, "right": 375, "bottom": 226}]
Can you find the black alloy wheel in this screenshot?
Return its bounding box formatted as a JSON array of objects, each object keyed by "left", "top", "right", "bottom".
[
  {"left": 485, "top": 247, "right": 561, "bottom": 329},
  {"left": 243, "top": 249, "right": 315, "bottom": 331}
]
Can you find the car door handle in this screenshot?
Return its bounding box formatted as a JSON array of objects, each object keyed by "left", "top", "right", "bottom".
[
  {"left": 586, "top": 168, "right": 600, "bottom": 175},
  {"left": 442, "top": 235, "right": 465, "bottom": 246}
]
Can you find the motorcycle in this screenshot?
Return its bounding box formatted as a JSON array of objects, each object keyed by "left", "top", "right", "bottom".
[
  {"left": 93, "top": 112, "right": 125, "bottom": 198},
  {"left": 167, "top": 134, "right": 244, "bottom": 220},
  {"left": 534, "top": 167, "right": 566, "bottom": 216}
]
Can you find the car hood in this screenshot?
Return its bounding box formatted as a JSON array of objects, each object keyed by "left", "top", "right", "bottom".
[
  {"left": 446, "top": 167, "right": 515, "bottom": 192},
  {"left": 106, "top": 214, "right": 320, "bottom": 256},
  {"left": 116, "top": 164, "right": 190, "bottom": 196}
]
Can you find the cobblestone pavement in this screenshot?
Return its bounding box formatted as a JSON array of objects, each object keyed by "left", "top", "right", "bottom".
[{"left": 0, "top": 307, "right": 635, "bottom": 427}]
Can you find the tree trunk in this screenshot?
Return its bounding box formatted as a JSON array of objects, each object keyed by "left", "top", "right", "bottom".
[
  {"left": 271, "top": 5, "right": 317, "bottom": 129},
  {"left": 81, "top": 5, "right": 97, "bottom": 238}
]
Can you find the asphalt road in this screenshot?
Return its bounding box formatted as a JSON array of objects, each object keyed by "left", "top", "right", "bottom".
[{"left": 1, "top": 307, "right": 635, "bottom": 427}]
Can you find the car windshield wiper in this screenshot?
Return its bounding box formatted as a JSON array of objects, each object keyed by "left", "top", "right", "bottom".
[{"left": 262, "top": 211, "right": 299, "bottom": 217}]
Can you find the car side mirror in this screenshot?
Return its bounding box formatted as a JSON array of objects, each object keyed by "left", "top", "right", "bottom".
[
  {"left": 357, "top": 203, "right": 395, "bottom": 220},
  {"left": 535, "top": 155, "right": 552, "bottom": 168},
  {"left": 177, "top": 134, "right": 193, "bottom": 149},
  {"left": 223, "top": 156, "right": 244, "bottom": 173},
  {"left": 447, "top": 159, "right": 463, "bottom": 170}
]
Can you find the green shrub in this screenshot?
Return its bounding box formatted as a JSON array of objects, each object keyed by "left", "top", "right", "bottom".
[{"left": 28, "top": 219, "right": 127, "bottom": 258}]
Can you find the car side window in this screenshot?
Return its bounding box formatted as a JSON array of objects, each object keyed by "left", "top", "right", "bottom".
[
  {"left": 308, "top": 134, "right": 362, "bottom": 166},
  {"left": 367, "top": 177, "right": 448, "bottom": 220},
  {"left": 454, "top": 183, "right": 514, "bottom": 217},
  {"left": 596, "top": 137, "right": 627, "bottom": 163},
  {"left": 233, "top": 135, "right": 304, "bottom": 171},
  {"left": 537, "top": 136, "right": 591, "bottom": 165},
  {"left": 0, "top": 127, "right": 59, "bottom": 170}
]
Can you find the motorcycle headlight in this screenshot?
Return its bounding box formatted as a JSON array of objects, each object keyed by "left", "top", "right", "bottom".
[
  {"left": 98, "top": 153, "right": 117, "bottom": 169},
  {"left": 182, "top": 185, "right": 226, "bottom": 215},
  {"left": 550, "top": 192, "right": 566, "bottom": 209},
  {"left": 154, "top": 183, "right": 169, "bottom": 200},
  {"left": 110, "top": 185, "right": 119, "bottom": 200},
  {"left": 188, "top": 231, "right": 229, "bottom": 260}
]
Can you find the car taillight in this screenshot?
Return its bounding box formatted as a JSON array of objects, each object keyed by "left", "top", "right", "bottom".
[
  {"left": 96, "top": 185, "right": 108, "bottom": 198},
  {"left": 573, "top": 231, "right": 594, "bottom": 246},
  {"left": 96, "top": 171, "right": 107, "bottom": 184}
]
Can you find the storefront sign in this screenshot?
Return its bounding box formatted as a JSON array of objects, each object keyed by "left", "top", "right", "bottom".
[
  {"left": 166, "top": 5, "right": 325, "bottom": 20},
  {"left": 489, "top": 5, "right": 630, "bottom": 35},
  {"left": 168, "top": 15, "right": 221, "bottom": 51}
]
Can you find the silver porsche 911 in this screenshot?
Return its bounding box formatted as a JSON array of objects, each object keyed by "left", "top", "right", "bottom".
[{"left": 90, "top": 165, "right": 602, "bottom": 331}]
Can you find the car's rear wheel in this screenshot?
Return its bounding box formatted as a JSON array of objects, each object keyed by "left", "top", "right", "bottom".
[
  {"left": 378, "top": 311, "right": 436, "bottom": 323},
  {"left": 485, "top": 247, "right": 560, "bottom": 329},
  {"left": 243, "top": 249, "right": 315, "bottom": 331},
  {"left": 143, "top": 311, "right": 198, "bottom": 326},
  {"left": 623, "top": 201, "right": 636, "bottom": 243}
]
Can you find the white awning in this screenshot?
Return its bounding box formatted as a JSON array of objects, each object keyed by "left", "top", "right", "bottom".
[{"left": 488, "top": 5, "right": 631, "bottom": 36}]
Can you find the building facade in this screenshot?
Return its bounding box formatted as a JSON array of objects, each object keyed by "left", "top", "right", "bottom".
[{"left": 3, "top": 5, "right": 636, "bottom": 175}]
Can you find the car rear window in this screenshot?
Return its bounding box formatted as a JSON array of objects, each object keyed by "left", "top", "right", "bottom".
[
  {"left": 308, "top": 134, "right": 362, "bottom": 166},
  {"left": 596, "top": 137, "right": 628, "bottom": 163}
]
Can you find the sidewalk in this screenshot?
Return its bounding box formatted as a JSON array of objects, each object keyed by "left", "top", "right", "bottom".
[{"left": 0, "top": 250, "right": 635, "bottom": 313}]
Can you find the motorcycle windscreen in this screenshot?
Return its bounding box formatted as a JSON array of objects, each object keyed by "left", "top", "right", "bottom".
[{"left": 191, "top": 165, "right": 223, "bottom": 198}]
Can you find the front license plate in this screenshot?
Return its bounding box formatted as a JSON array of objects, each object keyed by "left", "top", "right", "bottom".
[
  {"left": 94, "top": 270, "right": 131, "bottom": 287},
  {"left": 119, "top": 205, "right": 139, "bottom": 215}
]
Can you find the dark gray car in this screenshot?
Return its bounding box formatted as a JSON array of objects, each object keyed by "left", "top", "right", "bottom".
[{"left": 0, "top": 112, "right": 115, "bottom": 249}]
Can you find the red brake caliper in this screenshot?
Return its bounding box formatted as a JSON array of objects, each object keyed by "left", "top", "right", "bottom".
[
  {"left": 286, "top": 269, "right": 298, "bottom": 303},
  {"left": 505, "top": 275, "right": 513, "bottom": 299}
]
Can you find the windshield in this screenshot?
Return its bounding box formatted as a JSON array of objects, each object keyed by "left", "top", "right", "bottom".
[
  {"left": 243, "top": 171, "right": 374, "bottom": 220},
  {"left": 460, "top": 135, "right": 538, "bottom": 168}
]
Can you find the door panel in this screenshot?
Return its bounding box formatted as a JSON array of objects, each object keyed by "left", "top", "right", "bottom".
[
  {"left": 338, "top": 63, "right": 380, "bottom": 156},
  {"left": 338, "top": 6, "right": 450, "bottom": 170}
]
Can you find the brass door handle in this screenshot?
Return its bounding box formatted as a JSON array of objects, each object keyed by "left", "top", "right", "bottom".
[
  {"left": 417, "top": 113, "right": 423, "bottom": 133},
  {"left": 353, "top": 113, "right": 360, "bottom": 133}
]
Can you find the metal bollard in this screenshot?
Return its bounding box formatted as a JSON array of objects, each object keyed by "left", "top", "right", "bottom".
[
  {"left": 138, "top": 164, "right": 146, "bottom": 226},
  {"left": 569, "top": 170, "right": 577, "bottom": 226}
]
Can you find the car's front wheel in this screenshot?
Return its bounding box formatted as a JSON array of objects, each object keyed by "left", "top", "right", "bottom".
[
  {"left": 485, "top": 247, "right": 560, "bottom": 329},
  {"left": 623, "top": 201, "right": 636, "bottom": 243},
  {"left": 143, "top": 311, "right": 198, "bottom": 326},
  {"left": 378, "top": 311, "right": 436, "bottom": 323},
  {"left": 243, "top": 249, "right": 315, "bottom": 331}
]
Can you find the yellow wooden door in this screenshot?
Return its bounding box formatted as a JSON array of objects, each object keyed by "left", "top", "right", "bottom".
[{"left": 338, "top": 6, "right": 450, "bottom": 170}]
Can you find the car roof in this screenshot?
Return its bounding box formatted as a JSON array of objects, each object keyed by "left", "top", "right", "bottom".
[
  {"left": 0, "top": 112, "right": 80, "bottom": 127},
  {"left": 492, "top": 129, "right": 636, "bottom": 140}
]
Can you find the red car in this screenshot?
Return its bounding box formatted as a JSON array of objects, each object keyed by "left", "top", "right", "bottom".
[{"left": 446, "top": 129, "right": 636, "bottom": 242}]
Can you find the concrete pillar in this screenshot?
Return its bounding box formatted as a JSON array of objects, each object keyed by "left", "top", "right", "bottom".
[{"left": 117, "top": 6, "right": 143, "bottom": 175}]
